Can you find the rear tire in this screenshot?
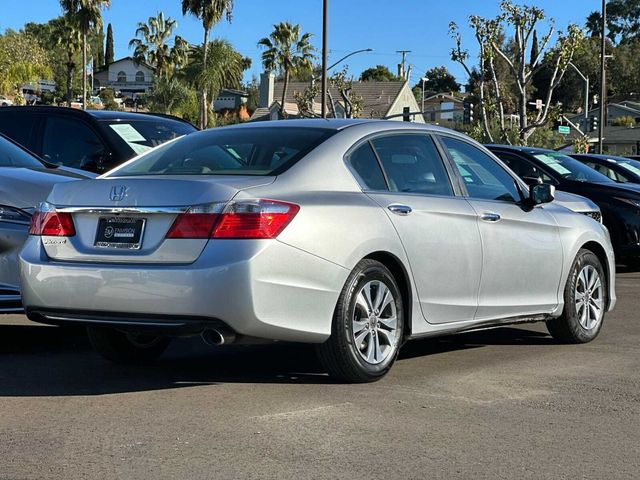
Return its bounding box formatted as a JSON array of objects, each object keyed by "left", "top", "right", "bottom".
[
  {"left": 316, "top": 259, "right": 404, "bottom": 383},
  {"left": 87, "top": 327, "right": 170, "bottom": 364},
  {"left": 546, "top": 249, "right": 607, "bottom": 343}
]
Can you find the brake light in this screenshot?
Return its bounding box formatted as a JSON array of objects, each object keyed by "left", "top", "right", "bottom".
[
  {"left": 165, "top": 200, "right": 299, "bottom": 240},
  {"left": 28, "top": 204, "right": 76, "bottom": 237},
  {"left": 166, "top": 213, "right": 220, "bottom": 238},
  {"left": 213, "top": 200, "right": 300, "bottom": 239}
]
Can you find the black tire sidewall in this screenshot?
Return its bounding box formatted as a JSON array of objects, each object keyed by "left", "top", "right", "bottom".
[
  {"left": 562, "top": 250, "right": 607, "bottom": 342},
  {"left": 338, "top": 262, "right": 404, "bottom": 377}
]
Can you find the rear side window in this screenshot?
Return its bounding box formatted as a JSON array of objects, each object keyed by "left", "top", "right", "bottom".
[
  {"left": 347, "top": 142, "right": 388, "bottom": 191},
  {"left": 371, "top": 134, "right": 453, "bottom": 196},
  {"left": 42, "top": 116, "right": 106, "bottom": 169},
  {"left": 109, "top": 127, "right": 335, "bottom": 177},
  {"left": 0, "top": 112, "right": 37, "bottom": 148}
]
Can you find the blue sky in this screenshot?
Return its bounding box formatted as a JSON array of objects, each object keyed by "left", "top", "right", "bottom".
[{"left": 1, "top": 0, "right": 602, "bottom": 86}]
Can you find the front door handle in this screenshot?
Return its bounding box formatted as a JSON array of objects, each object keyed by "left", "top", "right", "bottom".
[
  {"left": 480, "top": 212, "right": 501, "bottom": 222},
  {"left": 388, "top": 204, "right": 412, "bottom": 216}
]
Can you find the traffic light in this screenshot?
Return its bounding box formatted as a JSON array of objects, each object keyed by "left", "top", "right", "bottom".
[
  {"left": 463, "top": 99, "right": 474, "bottom": 125},
  {"left": 589, "top": 115, "right": 599, "bottom": 132},
  {"left": 402, "top": 106, "right": 411, "bottom": 122}
]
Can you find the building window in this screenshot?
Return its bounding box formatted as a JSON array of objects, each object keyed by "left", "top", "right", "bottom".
[
  {"left": 135, "top": 71, "right": 145, "bottom": 83},
  {"left": 117, "top": 71, "right": 127, "bottom": 83}
]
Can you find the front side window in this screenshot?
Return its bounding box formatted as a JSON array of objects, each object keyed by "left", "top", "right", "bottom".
[
  {"left": 371, "top": 135, "right": 453, "bottom": 196},
  {"left": 497, "top": 152, "right": 555, "bottom": 184},
  {"left": 441, "top": 137, "right": 520, "bottom": 202},
  {"left": 347, "top": 142, "right": 387, "bottom": 191},
  {"left": 108, "top": 127, "right": 335, "bottom": 177},
  {"left": 531, "top": 151, "right": 613, "bottom": 183},
  {"left": 101, "top": 119, "right": 195, "bottom": 156},
  {"left": 42, "top": 117, "right": 106, "bottom": 169}
]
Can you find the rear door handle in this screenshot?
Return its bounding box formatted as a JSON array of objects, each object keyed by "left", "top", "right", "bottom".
[
  {"left": 388, "top": 204, "right": 412, "bottom": 216},
  {"left": 480, "top": 212, "right": 501, "bottom": 222}
]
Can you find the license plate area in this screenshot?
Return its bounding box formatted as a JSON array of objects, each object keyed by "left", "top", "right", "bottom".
[{"left": 94, "top": 217, "right": 145, "bottom": 250}]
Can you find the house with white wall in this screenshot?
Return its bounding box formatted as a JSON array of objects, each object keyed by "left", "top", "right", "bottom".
[{"left": 93, "top": 57, "right": 155, "bottom": 95}]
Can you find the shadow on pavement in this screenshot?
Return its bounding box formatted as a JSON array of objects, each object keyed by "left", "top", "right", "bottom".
[{"left": 0, "top": 323, "right": 553, "bottom": 397}]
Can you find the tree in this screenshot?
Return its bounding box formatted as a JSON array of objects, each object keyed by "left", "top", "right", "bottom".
[
  {"left": 258, "top": 22, "right": 315, "bottom": 119},
  {"left": 147, "top": 77, "right": 191, "bottom": 114},
  {"left": 0, "top": 30, "right": 52, "bottom": 95},
  {"left": 329, "top": 67, "right": 363, "bottom": 118},
  {"left": 359, "top": 65, "right": 401, "bottom": 82},
  {"left": 182, "top": 39, "right": 250, "bottom": 115},
  {"left": 105, "top": 23, "right": 114, "bottom": 65},
  {"left": 94, "top": 24, "right": 105, "bottom": 68},
  {"left": 414, "top": 66, "right": 460, "bottom": 93},
  {"left": 181, "top": 0, "right": 234, "bottom": 129},
  {"left": 129, "top": 12, "right": 189, "bottom": 79},
  {"left": 450, "top": 1, "right": 583, "bottom": 144},
  {"left": 60, "top": 0, "right": 110, "bottom": 110},
  {"left": 56, "top": 18, "right": 83, "bottom": 106}
]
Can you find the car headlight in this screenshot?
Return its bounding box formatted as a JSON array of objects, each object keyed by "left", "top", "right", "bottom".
[{"left": 0, "top": 205, "right": 32, "bottom": 225}]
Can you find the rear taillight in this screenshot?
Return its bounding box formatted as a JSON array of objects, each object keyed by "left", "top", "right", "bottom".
[
  {"left": 165, "top": 199, "right": 299, "bottom": 240},
  {"left": 28, "top": 203, "right": 76, "bottom": 237}
]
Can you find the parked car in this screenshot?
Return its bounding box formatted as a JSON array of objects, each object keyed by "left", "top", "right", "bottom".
[
  {"left": 20, "top": 120, "right": 615, "bottom": 382},
  {"left": 0, "top": 106, "right": 197, "bottom": 174},
  {"left": 487, "top": 145, "right": 640, "bottom": 265},
  {"left": 0, "top": 133, "right": 94, "bottom": 312},
  {"left": 0, "top": 95, "right": 12, "bottom": 107},
  {"left": 571, "top": 153, "right": 640, "bottom": 184}
]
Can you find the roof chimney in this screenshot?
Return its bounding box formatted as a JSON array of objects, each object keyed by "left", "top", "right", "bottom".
[{"left": 259, "top": 72, "right": 275, "bottom": 108}]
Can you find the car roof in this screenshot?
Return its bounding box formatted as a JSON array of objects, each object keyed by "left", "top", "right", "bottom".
[
  {"left": 0, "top": 106, "right": 194, "bottom": 126},
  {"left": 224, "top": 118, "right": 469, "bottom": 135},
  {"left": 572, "top": 153, "right": 634, "bottom": 162},
  {"left": 485, "top": 144, "right": 559, "bottom": 155}
]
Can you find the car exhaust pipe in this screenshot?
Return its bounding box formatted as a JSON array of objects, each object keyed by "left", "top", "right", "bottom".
[{"left": 202, "top": 328, "right": 236, "bottom": 346}]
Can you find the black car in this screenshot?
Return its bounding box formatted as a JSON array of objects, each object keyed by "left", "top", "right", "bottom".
[
  {"left": 571, "top": 153, "right": 640, "bottom": 184},
  {"left": 0, "top": 107, "right": 196, "bottom": 174},
  {"left": 487, "top": 145, "right": 640, "bottom": 265}
]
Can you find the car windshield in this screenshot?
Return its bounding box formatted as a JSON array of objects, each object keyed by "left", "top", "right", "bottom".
[
  {"left": 108, "top": 127, "right": 336, "bottom": 177},
  {"left": 100, "top": 119, "right": 196, "bottom": 156},
  {"left": 615, "top": 159, "right": 640, "bottom": 177},
  {"left": 532, "top": 151, "right": 614, "bottom": 183},
  {"left": 0, "top": 135, "right": 45, "bottom": 169}
]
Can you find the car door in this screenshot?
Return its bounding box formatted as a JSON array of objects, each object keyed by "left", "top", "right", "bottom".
[
  {"left": 439, "top": 136, "right": 564, "bottom": 320},
  {"left": 347, "top": 133, "right": 482, "bottom": 324}
]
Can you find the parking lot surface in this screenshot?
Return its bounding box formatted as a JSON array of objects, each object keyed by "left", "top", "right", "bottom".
[{"left": 1, "top": 272, "right": 638, "bottom": 479}]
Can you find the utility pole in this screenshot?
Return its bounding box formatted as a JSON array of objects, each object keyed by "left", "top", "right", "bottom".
[
  {"left": 396, "top": 50, "right": 411, "bottom": 80},
  {"left": 598, "top": 0, "right": 606, "bottom": 154},
  {"left": 321, "top": 0, "right": 328, "bottom": 118}
]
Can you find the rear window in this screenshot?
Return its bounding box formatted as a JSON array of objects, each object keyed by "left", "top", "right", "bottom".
[
  {"left": 0, "top": 134, "right": 43, "bottom": 168},
  {"left": 100, "top": 119, "right": 196, "bottom": 156},
  {"left": 108, "top": 127, "right": 335, "bottom": 177}
]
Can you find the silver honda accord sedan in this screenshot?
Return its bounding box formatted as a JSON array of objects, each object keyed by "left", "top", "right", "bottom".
[{"left": 20, "top": 120, "right": 616, "bottom": 382}]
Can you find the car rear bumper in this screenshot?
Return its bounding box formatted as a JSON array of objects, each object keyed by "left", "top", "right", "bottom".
[{"left": 20, "top": 237, "right": 349, "bottom": 343}]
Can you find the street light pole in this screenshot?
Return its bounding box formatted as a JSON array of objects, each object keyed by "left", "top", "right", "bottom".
[
  {"left": 421, "top": 77, "right": 428, "bottom": 113},
  {"left": 327, "top": 48, "right": 373, "bottom": 71},
  {"left": 321, "top": 0, "right": 328, "bottom": 119},
  {"left": 568, "top": 62, "right": 589, "bottom": 132},
  {"left": 598, "top": 0, "right": 607, "bottom": 154}
]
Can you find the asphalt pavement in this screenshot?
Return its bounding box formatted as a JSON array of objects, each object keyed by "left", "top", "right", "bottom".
[{"left": 1, "top": 272, "right": 638, "bottom": 479}]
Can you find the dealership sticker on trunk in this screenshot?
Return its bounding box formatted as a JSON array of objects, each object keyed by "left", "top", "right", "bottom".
[{"left": 95, "top": 217, "right": 145, "bottom": 249}]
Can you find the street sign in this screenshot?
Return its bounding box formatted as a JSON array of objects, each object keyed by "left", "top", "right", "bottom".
[{"left": 558, "top": 125, "right": 571, "bottom": 135}]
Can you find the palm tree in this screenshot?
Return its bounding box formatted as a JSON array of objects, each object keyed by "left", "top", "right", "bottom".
[
  {"left": 129, "top": 12, "right": 190, "bottom": 79},
  {"left": 55, "top": 17, "right": 83, "bottom": 106},
  {"left": 60, "top": 0, "right": 110, "bottom": 110},
  {"left": 258, "top": 22, "right": 315, "bottom": 118},
  {"left": 182, "top": 39, "right": 250, "bottom": 112},
  {"left": 147, "top": 77, "right": 191, "bottom": 115},
  {"left": 181, "top": 0, "right": 234, "bottom": 129}
]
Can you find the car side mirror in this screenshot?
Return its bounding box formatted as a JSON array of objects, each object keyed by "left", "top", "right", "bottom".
[{"left": 529, "top": 183, "right": 555, "bottom": 206}]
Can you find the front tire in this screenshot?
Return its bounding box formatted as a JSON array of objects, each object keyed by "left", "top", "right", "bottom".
[
  {"left": 316, "top": 259, "right": 404, "bottom": 383},
  {"left": 546, "top": 249, "right": 607, "bottom": 343},
  {"left": 87, "top": 327, "right": 170, "bottom": 364}
]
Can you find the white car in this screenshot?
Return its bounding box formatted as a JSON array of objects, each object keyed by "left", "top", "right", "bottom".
[{"left": 0, "top": 96, "right": 13, "bottom": 107}]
